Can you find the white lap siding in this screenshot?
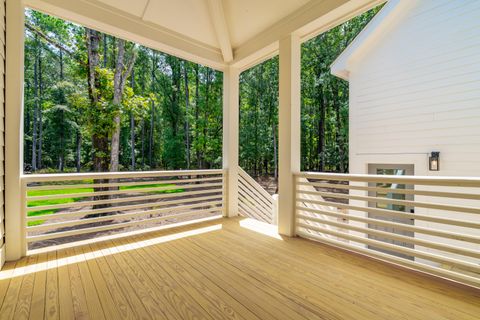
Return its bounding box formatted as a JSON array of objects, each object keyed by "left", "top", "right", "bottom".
[{"left": 347, "top": 0, "right": 480, "bottom": 266}]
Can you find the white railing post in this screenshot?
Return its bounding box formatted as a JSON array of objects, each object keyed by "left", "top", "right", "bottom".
[
  {"left": 5, "top": 0, "right": 26, "bottom": 261},
  {"left": 20, "top": 180, "right": 27, "bottom": 256},
  {"left": 222, "top": 66, "right": 240, "bottom": 217},
  {"left": 278, "top": 33, "right": 301, "bottom": 236},
  {"left": 272, "top": 194, "right": 279, "bottom": 225}
]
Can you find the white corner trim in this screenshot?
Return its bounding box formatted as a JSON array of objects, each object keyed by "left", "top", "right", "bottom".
[{"left": 5, "top": 0, "right": 26, "bottom": 260}]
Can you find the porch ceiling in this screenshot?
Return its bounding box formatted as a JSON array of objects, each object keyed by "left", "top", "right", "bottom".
[{"left": 25, "top": 0, "right": 384, "bottom": 70}]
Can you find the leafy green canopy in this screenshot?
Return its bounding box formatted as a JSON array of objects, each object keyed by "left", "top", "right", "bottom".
[
  {"left": 24, "top": 9, "right": 223, "bottom": 173},
  {"left": 24, "top": 6, "right": 379, "bottom": 176},
  {"left": 239, "top": 6, "right": 381, "bottom": 176}
]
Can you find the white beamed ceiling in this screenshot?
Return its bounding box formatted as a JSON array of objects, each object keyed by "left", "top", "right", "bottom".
[
  {"left": 90, "top": 0, "right": 310, "bottom": 51},
  {"left": 142, "top": 0, "right": 219, "bottom": 48},
  {"left": 223, "top": 0, "right": 310, "bottom": 48},
  {"left": 27, "top": 0, "right": 382, "bottom": 69}
]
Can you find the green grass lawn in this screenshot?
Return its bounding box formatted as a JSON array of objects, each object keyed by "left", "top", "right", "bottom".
[{"left": 27, "top": 183, "right": 184, "bottom": 227}]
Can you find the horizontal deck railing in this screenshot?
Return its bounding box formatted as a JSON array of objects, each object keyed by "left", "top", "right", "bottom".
[
  {"left": 238, "top": 167, "right": 276, "bottom": 224},
  {"left": 295, "top": 172, "right": 480, "bottom": 288},
  {"left": 22, "top": 169, "right": 225, "bottom": 251}
]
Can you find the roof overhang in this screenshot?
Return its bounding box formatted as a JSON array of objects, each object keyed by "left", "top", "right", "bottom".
[
  {"left": 25, "top": 0, "right": 384, "bottom": 71},
  {"left": 330, "top": 0, "right": 414, "bottom": 81}
]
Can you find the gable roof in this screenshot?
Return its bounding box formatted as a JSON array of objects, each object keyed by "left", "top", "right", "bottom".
[{"left": 330, "top": 0, "right": 414, "bottom": 80}]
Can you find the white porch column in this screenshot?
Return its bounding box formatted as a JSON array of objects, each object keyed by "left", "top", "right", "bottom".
[
  {"left": 278, "top": 33, "right": 301, "bottom": 236},
  {"left": 5, "top": 0, "right": 26, "bottom": 259},
  {"left": 222, "top": 66, "right": 240, "bottom": 217}
]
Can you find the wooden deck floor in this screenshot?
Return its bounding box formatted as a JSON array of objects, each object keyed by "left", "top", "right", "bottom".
[{"left": 0, "top": 217, "right": 479, "bottom": 320}]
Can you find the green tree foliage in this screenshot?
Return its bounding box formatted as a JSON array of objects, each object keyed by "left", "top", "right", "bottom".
[
  {"left": 240, "top": 58, "right": 279, "bottom": 178},
  {"left": 239, "top": 7, "right": 381, "bottom": 177},
  {"left": 24, "top": 7, "right": 379, "bottom": 176},
  {"left": 24, "top": 9, "right": 223, "bottom": 173}
]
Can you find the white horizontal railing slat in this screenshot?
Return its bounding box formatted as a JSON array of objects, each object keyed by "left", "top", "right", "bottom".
[
  {"left": 237, "top": 167, "right": 275, "bottom": 224},
  {"left": 22, "top": 169, "right": 225, "bottom": 251},
  {"left": 27, "top": 176, "right": 223, "bottom": 191},
  {"left": 26, "top": 194, "right": 222, "bottom": 222},
  {"left": 294, "top": 172, "right": 480, "bottom": 289}
]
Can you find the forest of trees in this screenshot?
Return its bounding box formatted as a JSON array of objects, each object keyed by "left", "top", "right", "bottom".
[
  {"left": 239, "top": 7, "right": 380, "bottom": 177},
  {"left": 23, "top": 7, "right": 380, "bottom": 177},
  {"left": 24, "top": 9, "right": 223, "bottom": 174}
]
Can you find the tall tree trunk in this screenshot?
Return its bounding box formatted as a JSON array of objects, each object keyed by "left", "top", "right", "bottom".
[
  {"left": 37, "top": 46, "right": 43, "bottom": 170},
  {"left": 59, "top": 49, "right": 63, "bottom": 80},
  {"left": 110, "top": 39, "right": 136, "bottom": 172},
  {"left": 25, "top": 80, "right": 31, "bottom": 167},
  {"left": 87, "top": 28, "right": 108, "bottom": 173},
  {"left": 110, "top": 39, "right": 125, "bottom": 172},
  {"left": 87, "top": 28, "right": 110, "bottom": 212},
  {"left": 59, "top": 109, "right": 64, "bottom": 172},
  {"left": 103, "top": 34, "right": 107, "bottom": 68},
  {"left": 110, "top": 37, "right": 116, "bottom": 69},
  {"left": 202, "top": 68, "right": 210, "bottom": 168},
  {"left": 58, "top": 49, "right": 65, "bottom": 172},
  {"left": 272, "top": 123, "right": 278, "bottom": 180},
  {"left": 317, "top": 89, "right": 326, "bottom": 172},
  {"left": 130, "top": 113, "right": 135, "bottom": 170},
  {"left": 183, "top": 61, "right": 191, "bottom": 169},
  {"left": 149, "top": 100, "right": 154, "bottom": 168},
  {"left": 130, "top": 70, "right": 135, "bottom": 170},
  {"left": 141, "top": 118, "right": 145, "bottom": 169},
  {"left": 253, "top": 68, "right": 262, "bottom": 176},
  {"left": 32, "top": 46, "right": 38, "bottom": 172},
  {"left": 195, "top": 65, "right": 201, "bottom": 168},
  {"left": 149, "top": 53, "right": 157, "bottom": 168},
  {"left": 169, "top": 58, "right": 181, "bottom": 169},
  {"left": 76, "top": 130, "right": 81, "bottom": 173},
  {"left": 331, "top": 83, "right": 345, "bottom": 173}
]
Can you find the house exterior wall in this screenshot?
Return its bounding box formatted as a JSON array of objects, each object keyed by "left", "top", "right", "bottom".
[
  {"left": 347, "top": 0, "right": 480, "bottom": 265},
  {"left": 0, "top": 0, "right": 5, "bottom": 268}
]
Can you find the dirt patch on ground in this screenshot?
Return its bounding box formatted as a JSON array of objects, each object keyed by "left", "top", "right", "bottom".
[{"left": 253, "top": 175, "right": 349, "bottom": 204}]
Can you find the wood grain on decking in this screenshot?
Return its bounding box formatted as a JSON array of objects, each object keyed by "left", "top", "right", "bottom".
[{"left": 0, "top": 217, "right": 479, "bottom": 320}]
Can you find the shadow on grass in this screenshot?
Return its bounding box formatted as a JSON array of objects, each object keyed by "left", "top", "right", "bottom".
[{"left": 27, "top": 183, "right": 185, "bottom": 226}]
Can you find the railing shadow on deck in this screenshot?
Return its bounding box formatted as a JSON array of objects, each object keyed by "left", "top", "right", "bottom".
[{"left": 1, "top": 216, "right": 226, "bottom": 281}]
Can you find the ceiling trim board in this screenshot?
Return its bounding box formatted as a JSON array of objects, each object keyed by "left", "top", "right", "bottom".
[{"left": 207, "top": 0, "right": 233, "bottom": 62}]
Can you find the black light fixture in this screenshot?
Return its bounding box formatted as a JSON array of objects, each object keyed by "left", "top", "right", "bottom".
[{"left": 429, "top": 152, "right": 440, "bottom": 171}]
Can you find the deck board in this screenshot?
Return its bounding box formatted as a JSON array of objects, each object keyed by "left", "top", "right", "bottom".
[{"left": 0, "top": 217, "right": 479, "bottom": 320}]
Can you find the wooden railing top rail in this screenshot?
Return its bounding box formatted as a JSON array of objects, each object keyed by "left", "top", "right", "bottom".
[
  {"left": 21, "top": 169, "right": 225, "bottom": 182},
  {"left": 297, "top": 172, "right": 480, "bottom": 187}
]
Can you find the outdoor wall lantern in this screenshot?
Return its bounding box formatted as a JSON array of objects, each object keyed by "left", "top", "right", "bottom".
[{"left": 429, "top": 152, "right": 440, "bottom": 171}]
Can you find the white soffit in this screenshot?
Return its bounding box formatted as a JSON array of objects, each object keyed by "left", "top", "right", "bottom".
[
  {"left": 93, "top": 0, "right": 149, "bottom": 18},
  {"left": 223, "top": 0, "right": 310, "bottom": 48},
  {"left": 142, "top": 0, "right": 219, "bottom": 48}
]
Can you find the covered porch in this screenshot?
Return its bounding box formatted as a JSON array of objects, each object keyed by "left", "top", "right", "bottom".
[
  {"left": 1, "top": 217, "right": 479, "bottom": 320},
  {"left": 2, "top": 0, "right": 480, "bottom": 318}
]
